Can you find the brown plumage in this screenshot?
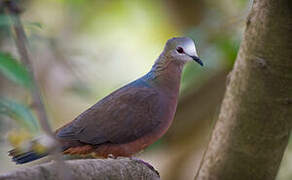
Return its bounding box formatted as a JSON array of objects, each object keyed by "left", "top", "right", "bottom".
[
  {"left": 57, "top": 86, "right": 172, "bottom": 157},
  {"left": 10, "top": 37, "right": 203, "bottom": 164}
]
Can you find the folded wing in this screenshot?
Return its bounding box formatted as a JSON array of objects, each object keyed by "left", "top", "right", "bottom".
[{"left": 56, "top": 85, "right": 163, "bottom": 146}]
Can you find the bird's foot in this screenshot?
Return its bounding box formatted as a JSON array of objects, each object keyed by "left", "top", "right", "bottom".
[{"left": 107, "top": 154, "right": 116, "bottom": 159}]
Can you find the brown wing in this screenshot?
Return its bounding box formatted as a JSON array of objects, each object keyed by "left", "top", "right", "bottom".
[{"left": 56, "top": 84, "right": 164, "bottom": 145}]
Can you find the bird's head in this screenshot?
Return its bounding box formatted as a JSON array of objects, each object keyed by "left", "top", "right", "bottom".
[{"left": 163, "top": 37, "right": 203, "bottom": 66}]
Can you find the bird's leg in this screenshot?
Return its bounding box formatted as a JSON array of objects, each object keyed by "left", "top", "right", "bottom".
[{"left": 107, "top": 154, "right": 116, "bottom": 159}]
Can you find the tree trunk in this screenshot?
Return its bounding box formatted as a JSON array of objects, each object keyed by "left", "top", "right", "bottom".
[
  {"left": 196, "top": 0, "right": 292, "bottom": 179},
  {"left": 0, "top": 158, "right": 160, "bottom": 180}
]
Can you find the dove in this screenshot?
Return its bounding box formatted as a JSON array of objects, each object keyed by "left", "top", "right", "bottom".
[{"left": 9, "top": 37, "right": 203, "bottom": 164}]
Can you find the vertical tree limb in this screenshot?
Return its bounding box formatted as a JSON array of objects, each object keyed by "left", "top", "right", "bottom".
[
  {"left": 196, "top": 0, "right": 292, "bottom": 179},
  {"left": 4, "top": 0, "right": 54, "bottom": 137},
  {"left": 3, "top": 1, "right": 71, "bottom": 179}
]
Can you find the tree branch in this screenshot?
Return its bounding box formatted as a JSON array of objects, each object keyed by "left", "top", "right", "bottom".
[
  {"left": 0, "top": 158, "right": 160, "bottom": 180},
  {"left": 196, "top": 0, "right": 292, "bottom": 179}
]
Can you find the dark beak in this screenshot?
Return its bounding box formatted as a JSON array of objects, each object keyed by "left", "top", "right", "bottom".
[{"left": 190, "top": 56, "right": 204, "bottom": 66}]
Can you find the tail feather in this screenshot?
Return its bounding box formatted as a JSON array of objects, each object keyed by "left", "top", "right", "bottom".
[
  {"left": 8, "top": 135, "right": 56, "bottom": 164},
  {"left": 8, "top": 148, "right": 19, "bottom": 157},
  {"left": 11, "top": 151, "right": 48, "bottom": 164},
  {"left": 8, "top": 135, "right": 84, "bottom": 164}
]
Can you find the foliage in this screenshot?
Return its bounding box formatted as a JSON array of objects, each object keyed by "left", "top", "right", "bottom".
[
  {"left": 0, "top": 52, "right": 32, "bottom": 88},
  {"left": 0, "top": 97, "right": 39, "bottom": 133}
]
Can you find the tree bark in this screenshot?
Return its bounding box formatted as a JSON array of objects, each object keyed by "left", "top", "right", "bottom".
[
  {"left": 196, "top": 0, "right": 292, "bottom": 179},
  {"left": 0, "top": 158, "right": 160, "bottom": 180}
]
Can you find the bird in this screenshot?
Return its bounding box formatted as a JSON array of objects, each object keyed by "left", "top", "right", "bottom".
[{"left": 8, "top": 37, "right": 203, "bottom": 164}]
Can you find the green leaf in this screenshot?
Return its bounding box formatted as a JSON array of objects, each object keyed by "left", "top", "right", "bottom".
[
  {"left": 0, "top": 98, "right": 39, "bottom": 133},
  {"left": 0, "top": 52, "right": 32, "bottom": 88}
]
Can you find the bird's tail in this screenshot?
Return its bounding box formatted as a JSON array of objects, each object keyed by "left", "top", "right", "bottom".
[
  {"left": 8, "top": 135, "right": 56, "bottom": 164},
  {"left": 9, "top": 149, "right": 48, "bottom": 164}
]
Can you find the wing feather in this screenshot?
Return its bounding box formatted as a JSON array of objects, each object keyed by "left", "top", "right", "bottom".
[{"left": 56, "top": 84, "right": 163, "bottom": 145}]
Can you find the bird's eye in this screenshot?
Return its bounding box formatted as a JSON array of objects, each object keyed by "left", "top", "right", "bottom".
[{"left": 176, "top": 47, "right": 184, "bottom": 54}]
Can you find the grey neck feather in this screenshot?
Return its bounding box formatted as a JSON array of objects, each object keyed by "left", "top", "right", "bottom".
[{"left": 144, "top": 53, "right": 185, "bottom": 94}]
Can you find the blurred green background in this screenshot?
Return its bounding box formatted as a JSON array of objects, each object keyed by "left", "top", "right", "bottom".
[{"left": 0, "top": 0, "right": 291, "bottom": 179}]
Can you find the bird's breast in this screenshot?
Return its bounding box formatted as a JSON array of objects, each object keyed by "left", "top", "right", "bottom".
[{"left": 141, "top": 89, "right": 178, "bottom": 145}]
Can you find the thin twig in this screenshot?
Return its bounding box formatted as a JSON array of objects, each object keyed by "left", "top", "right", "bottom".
[{"left": 3, "top": 1, "right": 72, "bottom": 179}]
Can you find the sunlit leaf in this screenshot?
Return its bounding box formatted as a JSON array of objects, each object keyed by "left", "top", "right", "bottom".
[
  {"left": 0, "top": 98, "right": 39, "bottom": 133},
  {"left": 0, "top": 52, "right": 32, "bottom": 88}
]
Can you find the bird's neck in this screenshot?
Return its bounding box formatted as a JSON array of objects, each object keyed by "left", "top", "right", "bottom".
[{"left": 145, "top": 54, "right": 185, "bottom": 95}]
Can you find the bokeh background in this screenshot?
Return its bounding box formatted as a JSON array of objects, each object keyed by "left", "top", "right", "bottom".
[{"left": 0, "top": 0, "right": 291, "bottom": 179}]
